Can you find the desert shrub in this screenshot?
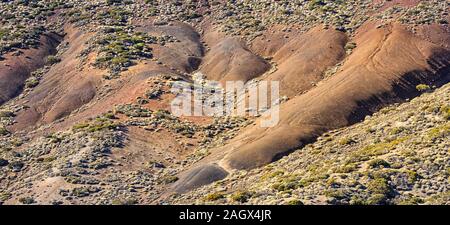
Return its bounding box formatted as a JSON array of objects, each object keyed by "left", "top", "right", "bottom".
[
  {"left": 25, "top": 77, "right": 39, "bottom": 88},
  {"left": 272, "top": 175, "right": 303, "bottom": 192},
  {"left": 349, "top": 196, "right": 367, "bottom": 205},
  {"left": 261, "top": 170, "right": 284, "bottom": 180},
  {"left": 366, "top": 194, "right": 387, "bottom": 205},
  {"left": 0, "top": 158, "right": 9, "bottom": 167},
  {"left": 367, "top": 178, "right": 391, "bottom": 195},
  {"left": 389, "top": 127, "right": 405, "bottom": 135},
  {"left": 92, "top": 30, "right": 154, "bottom": 72},
  {"left": 0, "top": 28, "right": 8, "bottom": 39},
  {"left": 230, "top": 191, "right": 252, "bottom": 203},
  {"left": 339, "top": 137, "right": 355, "bottom": 145},
  {"left": 0, "top": 110, "right": 14, "bottom": 118},
  {"left": 405, "top": 170, "right": 420, "bottom": 183},
  {"left": 347, "top": 137, "right": 408, "bottom": 163},
  {"left": 160, "top": 175, "right": 179, "bottom": 184},
  {"left": 324, "top": 189, "right": 347, "bottom": 200},
  {"left": 104, "top": 113, "right": 116, "bottom": 119},
  {"left": 112, "top": 198, "right": 138, "bottom": 205},
  {"left": 46, "top": 55, "right": 61, "bottom": 65},
  {"left": 0, "top": 126, "right": 9, "bottom": 136},
  {"left": 153, "top": 110, "right": 172, "bottom": 119},
  {"left": 439, "top": 105, "right": 450, "bottom": 120},
  {"left": 309, "top": 0, "right": 325, "bottom": 10},
  {"left": 8, "top": 161, "right": 24, "bottom": 171},
  {"left": 286, "top": 199, "right": 304, "bottom": 205},
  {"left": 272, "top": 181, "right": 297, "bottom": 192},
  {"left": 106, "top": 0, "right": 122, "bottom": 5},
  {"left": 335, "top": 163, "right": 358, "bottom": 173},
  {"left": 345, "top": 42, "right": 357, "bottom": 51},
  {"left": 115, "top": 104, "right": 152, "bottom": 117},
  {"left": 397, "top": 196, "right": 424, "bottom": 205},
  {"left": 0, "top": 192, "right": 11, "bottom": 202},
  {"left": 9, "top": 138, "right": 23, "bottom": 146},
  {"left": 19, "top": 197, "right": 35, "bottom": 204},
  {"left": 72, "top": 117, "right": 120, "bottom": 133},
  {"left": 427, "top": 124, "right": 450, "bottom": 139},
  {"left": 72, "top": 123, "right": 89, "bottom": 130}
]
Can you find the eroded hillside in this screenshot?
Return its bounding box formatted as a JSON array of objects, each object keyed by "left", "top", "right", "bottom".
[{"left": 0, "top": 0, "right": 448, "bottom": 205}]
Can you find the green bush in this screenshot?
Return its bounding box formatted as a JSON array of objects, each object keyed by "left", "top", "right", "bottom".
[
  {"left": 0, "top": 158, "right": 9, "bottom": 167},
  {"left": 72, "top": 117, "right": 120, "bottom": 133},
  {"left": 439, "top": 105, "right": 450, "bottom": 120},
  {"left": 367, "top": 178, "right": 391, "bottom": 195},
  {"left": 160, "top": 175, "right": 179, "bottom": 184},
  {"left": 339, "top": 137, "right": 355, "bottom": 145},
  {"left": 112, "top": 198, "right": 138, "bottom": 205},
  {"left": 286, "top": 199, "right": 304, "bottom": 205},
  {"left": 405, "top": 170, "right": 419, "bottom": 183},
  {"left": 368, "top": 159, "right": 390, "bottom": 169},
  {"left": 25, "top": 77, "right": 39, "bottom": 88},
  {"left": 325, "top": 189, "right": 347, "bottom": 200},
  {"left": 416, "top": 84, "right": 430, "bottom": 92},
  {"left": 106, "top": 0, "right": 122, "bottom": 5}
]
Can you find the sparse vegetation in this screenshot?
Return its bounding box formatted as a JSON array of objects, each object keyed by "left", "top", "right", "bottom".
[
  {"left": 160, "top": 175, "right": 179, "bottom": 184},
  {"left": 19, "top": 197, "right": 35, "bottom": 205}
]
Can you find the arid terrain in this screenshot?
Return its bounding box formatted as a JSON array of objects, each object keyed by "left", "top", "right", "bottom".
[{"left": 0, "top": 0, "right": 448, "bottom": 205}]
